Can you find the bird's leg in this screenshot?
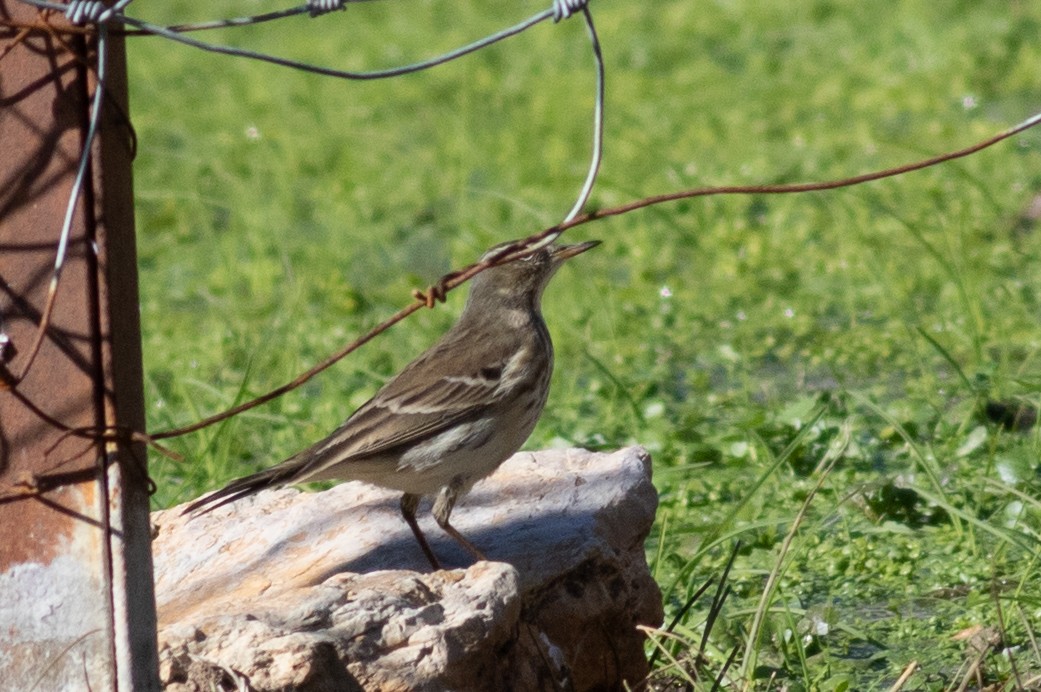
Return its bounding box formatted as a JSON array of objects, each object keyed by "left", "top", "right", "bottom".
[
  {"left": 400, "top": 493, "right": 442, "bottom": 570},
  {"left": 432, "top": 483, "right": 488, "bottom": 563}
]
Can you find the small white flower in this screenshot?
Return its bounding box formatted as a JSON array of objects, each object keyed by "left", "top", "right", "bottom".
[
  {"left": 659, "top": 285, "right": 672, "bottom": 299},
  {"left": 962, "top": 95, "right": 978, "bottom": 110},
  {"left": 784, "top": 307, "right": 795, "bottom": 318},
  {"left": 643, "top": 401, "right": 665, "bottom": 419},
  {"left": 245, "top": 125, "right": 261, "bottom": 141}
]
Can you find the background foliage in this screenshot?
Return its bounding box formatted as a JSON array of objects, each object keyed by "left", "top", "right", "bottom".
[{"left": 130, "top": 0, "right": 1041, "bottom": 687}]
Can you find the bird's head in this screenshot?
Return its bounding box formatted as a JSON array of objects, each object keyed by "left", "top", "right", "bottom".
[{"left": 464, "top": 239, "right": 600, "bottom": 313}]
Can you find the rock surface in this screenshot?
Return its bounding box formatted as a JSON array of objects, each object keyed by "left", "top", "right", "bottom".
[{"left": 152, "top": 446, "right": 662, "bottom": 691}]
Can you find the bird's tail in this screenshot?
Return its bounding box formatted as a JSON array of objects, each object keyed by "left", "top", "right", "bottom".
[{"left": 181, "top": 461, "right": 303, "bottom": 518}]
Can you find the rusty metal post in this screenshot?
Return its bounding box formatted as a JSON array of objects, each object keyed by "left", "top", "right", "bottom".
[{"left": 0, "top": 3, "right": 160, "bottom": 689}]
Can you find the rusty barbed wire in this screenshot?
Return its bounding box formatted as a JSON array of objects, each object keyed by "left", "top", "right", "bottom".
[
  {"left": 146, "top": 108, "right": 1041, "bottom": 441},
  {"left": 2, "top": 104, "right": 1038, "bottom": 503},
  {"left": 5, "top": 105, "right": 1041, "bottom": 444},
  {"left": 3, "top": 101, "right": 1039, "bottom": 460}
]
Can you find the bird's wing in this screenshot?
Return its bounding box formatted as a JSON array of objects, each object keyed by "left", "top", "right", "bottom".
[
  {"left": 183, "top": 331, "right": 514, "bottom": 516},
  {"left": 281, "top": 322, "right": 534, "bottom": 480}
]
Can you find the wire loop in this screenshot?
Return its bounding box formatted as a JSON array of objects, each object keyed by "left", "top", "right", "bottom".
[
  {"left": 552, "top": 0, "right": 588, "bottom": 22},
  {"left": 65, "top": 0, "right": 109, "bottom": 24},
  {"left": 62, "top": 0, "right": 131, "bottom": 25},
  {"left": 307, "top": 0, "right": 345, "bottom": 18}
]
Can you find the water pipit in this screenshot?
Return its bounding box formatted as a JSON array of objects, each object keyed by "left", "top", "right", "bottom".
[{"left": 185, "top": 239, "right": 600, "bottom": 569}]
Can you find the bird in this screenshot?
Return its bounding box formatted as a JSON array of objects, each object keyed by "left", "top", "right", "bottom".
[{"left": 184, "top": 239, "right": 600, "bottom": 569}]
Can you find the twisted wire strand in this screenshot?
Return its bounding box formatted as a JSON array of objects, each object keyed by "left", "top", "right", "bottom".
[
  {"left": 158, "top": 7, "right": 308, "bottom": 33},
  {"left": 120, "top": 9, "right": 552, "bottom": 80},
  {"left": 130, "top": 0, "right": 381, "bottom": 34}
]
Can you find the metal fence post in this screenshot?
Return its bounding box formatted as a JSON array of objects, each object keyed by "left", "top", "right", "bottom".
[{"left": 0, "top": 3, "right": 160, "bottom": 688}]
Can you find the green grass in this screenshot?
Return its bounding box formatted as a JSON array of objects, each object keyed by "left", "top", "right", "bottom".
[{"left": 128, "top": 0, "right": 1041, "bottom": 688}]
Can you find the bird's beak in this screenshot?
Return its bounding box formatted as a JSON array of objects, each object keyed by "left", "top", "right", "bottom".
[{"left": 550, "top": 240, "right": 601, "bottom": 263}]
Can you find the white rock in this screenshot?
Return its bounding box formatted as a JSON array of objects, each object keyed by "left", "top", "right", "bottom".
[{"left": 153, "top": 446, "right": 662, "bottom": 690}]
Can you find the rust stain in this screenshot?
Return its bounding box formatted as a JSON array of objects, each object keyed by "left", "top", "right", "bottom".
[{"left": 0, "top": 2, "right": 105, "bottom": 572}]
